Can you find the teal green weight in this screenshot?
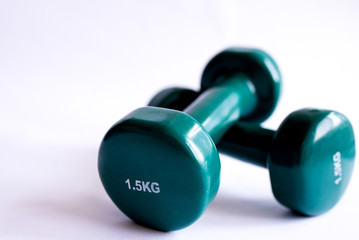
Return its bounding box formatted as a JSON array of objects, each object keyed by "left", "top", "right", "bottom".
[
  {"left": 201, "top": 47, "right": 281, "bottom": 123},
  {"left": 149, "top": 88, "right": 356, "bottom": 215},
  {"left": 268, "top": 109, "right": 355, "bottom": 215},
  {"left": 98, "top": 48, "right": 282, "bottom": 231},
  {"left": 99, "top": 107, "right": 221, "bottom": 230},
  {"left": 220, "top": 109, "right": 355, "bottom": 215}
]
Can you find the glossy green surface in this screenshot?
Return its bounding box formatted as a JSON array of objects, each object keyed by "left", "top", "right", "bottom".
[
  {"left": 184, "top": 75, "right": 257, "bottom": 142},
  {"left": 148, "top": 88, "right": 356, "bottom": 215},
  {"left": 99, "top": 47, "right": 280, "bottom": 230},
  {"left": 201, "top": 47, "right": 281, "bottom": 123},
  {"left": 149, "top": 48, "right": 282, "bottom": 125},
  {"left": 149, "top": 87, "right": 198, "bottom": 111},
  {"left": 218, "top": 122, "right": 274, "bottom": 168},
  {"left": 269, "top": 109, "right": 355, "bottom": 215},
  {"left": 148, "top": 87, "right": 273, "bottom": 167},
  {"left": 98, "top": 107, "right": 220, "bottom": 231},
  {"left": 99, "top": 76, "right": 257, "bottom": 230}
]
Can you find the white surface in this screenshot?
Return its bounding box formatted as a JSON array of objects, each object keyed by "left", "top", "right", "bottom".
[{"left": 1, "top": 0, "right": 358, "bottom": 239}]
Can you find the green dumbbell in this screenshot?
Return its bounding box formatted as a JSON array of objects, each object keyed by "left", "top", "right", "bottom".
[
  {"left": 98, "top": 48, "right": 281, "bottom": 231},
  {"left": 149, "top": 87, "right": 356, "bottom": 216}
]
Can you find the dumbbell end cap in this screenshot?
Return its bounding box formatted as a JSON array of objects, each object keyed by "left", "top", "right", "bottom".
[
  {"left": 201, "top": 47, "right": 281, "bottom": 123},
  {"left": 269, "top": 109, "right": 355, "bottom": 215},
  {"left": 98, "top": 107, "right": 220, "bottom": 231}
]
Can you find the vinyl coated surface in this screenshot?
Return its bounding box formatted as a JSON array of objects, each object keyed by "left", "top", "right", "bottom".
[
  {"left": 99, "top": 62, "right": 262, "bottom": 230},
  {"left": 269, "top": 109, "right": 356, "bottom": 215},
  {"left": 148, "top": 87, "right": 356, "bottom": 215},
  {"left": 1, "top": 1, "right": 359, "bottom": 239},
  {"left": 98, "top": 107, "right": 220, "bottom": 231},
  {"left": 201, "top": 48, "right": 281, "bottom": 123}
]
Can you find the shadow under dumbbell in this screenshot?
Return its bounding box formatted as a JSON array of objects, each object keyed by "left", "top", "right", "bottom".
[{"left": 207, "top": 193, "right": 305, "bottom": 227}]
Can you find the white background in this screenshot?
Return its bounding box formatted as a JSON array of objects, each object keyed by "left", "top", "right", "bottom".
[{"left": 1, "top": 0, "right": 358, "bottom": 239}]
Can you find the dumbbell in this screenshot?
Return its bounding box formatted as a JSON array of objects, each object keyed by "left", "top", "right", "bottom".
[
  {"left": 98, "top": 48, "right": 281, "bottom": 231},
  {"left": 149, "top": 87, "right": 356, "bottom": 216}
]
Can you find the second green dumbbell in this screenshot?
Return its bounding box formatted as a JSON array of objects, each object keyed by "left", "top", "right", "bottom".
[{"left": 149, "top": 88, "right": 356, "bottom": 216}]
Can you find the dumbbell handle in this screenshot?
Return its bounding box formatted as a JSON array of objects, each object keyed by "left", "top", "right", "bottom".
[
  {"left": 184, "top": 74, "right": 257, "bottom": 143},
  {"left": 150, "top": 86, "right": 272, "bottom": 167},
  {"left": 218, "top": 122, "right": 274, "bottom": 168}
]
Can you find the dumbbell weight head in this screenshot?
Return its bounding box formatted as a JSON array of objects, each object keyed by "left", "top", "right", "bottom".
[
  {"left": 149, "top": 88, "right": 356, "bottom": 215},
  {"left": 99, "top": 48, "right": 282, "bottom": 231},
  {"left": 269, "top": 109, "right": 355, "bottom": 215},
  {"left": 99, "top": 107, "right": 220, "bottom": 231},
  {"left": 201, "top": 47, "right": 281, "bottom": 123}
]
